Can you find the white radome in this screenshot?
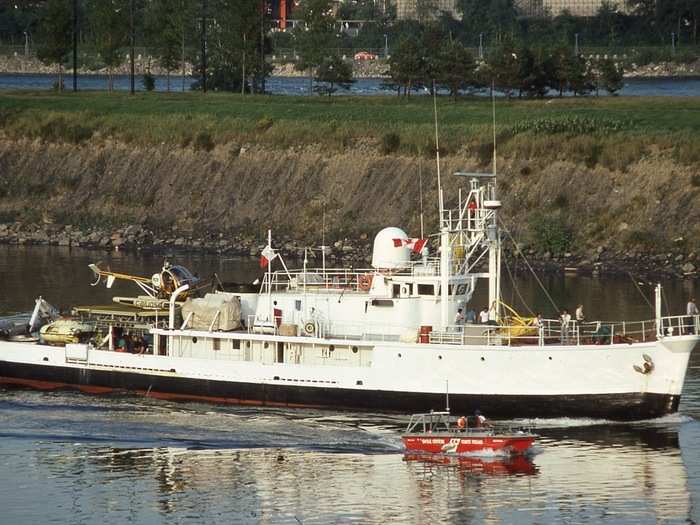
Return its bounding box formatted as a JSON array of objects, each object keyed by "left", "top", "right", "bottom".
[{"left": 372, "top": 226, "right": 410, "bottom": 270}]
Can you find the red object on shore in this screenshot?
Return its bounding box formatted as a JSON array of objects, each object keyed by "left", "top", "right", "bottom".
[{"left": 401, "top": 411, "right": 536, "bottom": 455}]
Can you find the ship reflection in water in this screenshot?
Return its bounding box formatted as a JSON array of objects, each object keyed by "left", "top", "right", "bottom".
[
  {"left": 2, "top": 389, "right": 697, "bottom": 525},
  {"left": 403, "top": 452, "right": 539, "bottom": 476}
]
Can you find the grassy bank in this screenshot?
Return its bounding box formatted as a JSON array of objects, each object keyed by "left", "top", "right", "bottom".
[
  {"left": 0, "top": 91, "right": 699, "bottom": 167},
  {"left": 0, "top": 90, "right": 699, "bottom": 262}
]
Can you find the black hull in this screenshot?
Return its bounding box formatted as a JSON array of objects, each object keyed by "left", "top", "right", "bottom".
[{"left": 0, "top": 360, "right": 680, "bottom": 421}]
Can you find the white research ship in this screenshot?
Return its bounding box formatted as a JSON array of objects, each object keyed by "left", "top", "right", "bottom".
[{"left": 0, "top": 171, "right": 698, "bottom": 420}]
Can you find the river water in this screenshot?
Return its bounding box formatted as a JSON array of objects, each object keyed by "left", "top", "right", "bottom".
[
  {"left": 1, "top": 245, "right": 699, "bottom": 524},
  {"left": 1, "top": 73, "right": 699, "bottom": 97}
]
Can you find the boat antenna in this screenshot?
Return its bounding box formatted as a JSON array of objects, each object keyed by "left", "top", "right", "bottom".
[
  {"left": 322, "top": 203, "right": 327, "bottom": 287},
  {"left": 419, "top": 156, "right": 424, "bottom": 239},
  {"left": 433, "top": 80, "right": 443, "bottom": 227},
  {"left": 492, "top": 80, "right": 497, "bottom": 186}
]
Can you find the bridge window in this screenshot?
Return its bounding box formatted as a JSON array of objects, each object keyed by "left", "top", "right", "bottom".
[
  {"left": 232, "top": 339, "right": 241, "bottom": 350},
  {"left": 417, "top": 284, "right": 434, "bottom": 296},
  {"left": 371, "top": 299, "right": 394, "bottom": 307}
]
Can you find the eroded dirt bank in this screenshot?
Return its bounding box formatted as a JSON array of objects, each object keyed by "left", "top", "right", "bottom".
[{"left": 0, "top": 138, "right": 698, "bottom": 277}]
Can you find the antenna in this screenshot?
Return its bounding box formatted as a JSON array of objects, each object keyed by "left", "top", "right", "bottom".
[
  {"left": 419, "top": 157, "right": 424, "bottom": 239},
  {"left": 322, "top": 204, "right": 327, "bottom": 287},
  {"left": 433, "top": 80, "right": 444, "bottom": 227},
  {"left": 492, "top": 80, "right": 497, "bottom": 183}
]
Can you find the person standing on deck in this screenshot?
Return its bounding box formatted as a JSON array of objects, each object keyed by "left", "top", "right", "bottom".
[
  {"left": 687, "top": 298, "right": 699, "bottom": 334},
  {"left": 455, "top": 308, "right": 465, "bottom": 332},
  {"left": 479, "top": 307, "right": 489, "bottom": 325},
  {"left": 560, "top": 310, "right": 571, "bottom": 342},
  {"left": 575, "top": 304, "right": 584, "bottom": 323}
]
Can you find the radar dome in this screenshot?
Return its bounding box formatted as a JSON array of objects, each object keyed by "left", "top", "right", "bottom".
[{"left": 372, "top": 227, "right": 410, "bottom": 270}]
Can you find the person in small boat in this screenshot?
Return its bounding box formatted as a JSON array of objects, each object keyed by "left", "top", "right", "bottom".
[
  {"left": 473, "top": 410, "right": 491, "bottom": 428},
  {"left": 457, "top": 415, "right": 467, "bottom": 431}
]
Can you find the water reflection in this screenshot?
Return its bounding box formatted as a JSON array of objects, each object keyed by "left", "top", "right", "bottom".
[{"left": 4, "top": 418, "right": 692, "bottom": 525}]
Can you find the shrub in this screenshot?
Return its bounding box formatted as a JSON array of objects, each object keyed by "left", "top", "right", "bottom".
[
  {"left": 528, "top": 213, "right": 572, "bottom": 256},
  {"left": 674, "top": 143, "right": 700, "bottom": 166},
  {"left": 193, "top": 130, "right": 215, "bottom": 151},
  {"left": 380, "top": 132, "right": 401, "bottom": 154},
  {"left": 625, "top": 228, "right": 657, "bottom": 248},
  {"left": 255, "top": 116, "right": 274, "bottom": 133},
  {"left": 520, "top": 165, "right": 531, "bottom": 176},
  {"left": 143, "top": 73, "right": 156, "bottom": 91},
  {"left": 37, "top": 117, "right": 93, "bottom": 144},
  {"left": 553, "top": 193, "right": 568, "bottom": 209},
  {"left": 691, "top": 174, "right": 700, "bottom": 188},
  {"left": 509, "top": 116, "right": 631, "bottom": 136},
  {"left": 599, "top": 140, "right": 644, "bottom": 172}
]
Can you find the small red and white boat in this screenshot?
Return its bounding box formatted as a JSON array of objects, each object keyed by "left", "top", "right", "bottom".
[{"left": 401, "top": 411, "right": 537, "bottom": 455}]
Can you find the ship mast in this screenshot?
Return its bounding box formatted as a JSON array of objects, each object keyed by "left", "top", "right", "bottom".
[{"left": 433, "top": 86, "right": 450, "bottom": 330}]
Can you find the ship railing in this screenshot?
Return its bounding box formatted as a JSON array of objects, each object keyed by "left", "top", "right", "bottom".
[
  {"left": 429, "top": 314, "right": 697, "bottom": 347},
  {"left": 244, "top": 314, "right": 698, "bottom": 345},
  {"left": 405, "top": 411, "right": 534, "bottom": 435},
  {"left": 264, "top": 261, "right": 445, "bottom": 292}
]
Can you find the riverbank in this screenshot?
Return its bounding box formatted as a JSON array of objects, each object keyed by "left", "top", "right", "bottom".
[
  {"left": 0, "top": 92, "right": 698, "bottom": 279},
  {"left": 1, "top": 53, "right": 699, "bottom": 79},
  {"left": 0, "top": 220, "right": 696, "bottom": 279}
]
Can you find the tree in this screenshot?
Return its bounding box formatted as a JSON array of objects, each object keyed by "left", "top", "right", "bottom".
[
  {"left": 293, "top": 0, "right": 338, "bottom": 95},
  {"left": 433, "top": 39, "right": 476, "bottom": 98},
  {"left": 457, "top": 0, "right": 517, "bottom": 44},
  {"left": 567, "top": 54, "right": 595, "bottom": 96},
  {"left": 36, "top": 0, "right": 72, "bottom": 92},
  {"left": 87, "top": 0, "right": 129, "bottom": 91},
  {"left": 314, "top": 55, "right": 354, "bottom": 96},
  {"left": 144, "top": 0, "right": 182, "bottom": 92},
  {"left": 387, "top": 35, "right": 426, "bottom": 96},
  {"left": 191, "top": 0, "right": 271, "bottom": 93},
  {"left": 515, "top": 46, "right": 549, "bottom": 98},
  {"left": 597, "top": 57, "right": 624, "bottom": 94},
  {"left": 483, "top": 42, "right": 519, "bottom": 97}
]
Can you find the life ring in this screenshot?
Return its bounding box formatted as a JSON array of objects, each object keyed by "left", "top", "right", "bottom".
[
  {"left": 358, "top": 274, "right": 373, "bottom": 292},
  {"left": 457, "top": 416, "right": 466, "bottom": 429},
  {"left": 303, "top": 321, "right": 317, "bottom": 336},
  {"left": 456, "top": 284, "right": 467, "bottom": 296}
]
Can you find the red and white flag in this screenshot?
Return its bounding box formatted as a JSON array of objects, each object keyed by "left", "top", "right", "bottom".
[
  {"left": 260, "top": 245, "right": 277, "bottom": 269},
  {"left": 406, "top": 238, "right": 428, "bottom": 253},
  {"left": 392, "top": 238, "right": 428, "bottom": 253}
]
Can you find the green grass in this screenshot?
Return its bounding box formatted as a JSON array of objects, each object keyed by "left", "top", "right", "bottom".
[{"left": 0, "top": 91, "right": 699, "bottom": 156}]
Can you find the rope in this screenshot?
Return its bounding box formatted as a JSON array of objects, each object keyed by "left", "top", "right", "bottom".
[
  {"left": 502, "top": 254, "right": 535, "bottom": 316},
  {"left": 627, "top": 272, "right": 654, "bottom": 311},
  {"left": 499, "top": 219, "right": 560, "bottom": 314}
]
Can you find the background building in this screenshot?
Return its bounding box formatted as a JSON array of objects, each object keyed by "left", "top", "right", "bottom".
[
  {"left": 516, "top": 0, "right": 626, "bottom": 17},
  {"left": 395, "top": 0, "right": 459, "bottom": 21}
]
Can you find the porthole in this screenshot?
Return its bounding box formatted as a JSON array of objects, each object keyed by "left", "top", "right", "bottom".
[
  {"left": 246, "top": 341, "right": 251, "bottom": 348},
  {"left": 329, "top": 345, "right": 335, "bottom": 352},
  {"left": 480, "top": 357, "right": 485, "bottom": 361},
  {"left": 352, "top": 346, "right": 358, "bottom": 353},
  {"left": 398, "top": 353, "right": 402, "bottom": 358},
  {"left": 192, "top": 337, "right": 198, "bottom": 344},
  {"left": 438, "top": 355, "right": 442, "bottom": 360},
  {"left": 264, "top": 342, "right": 269, "bottom": 349},
  {"left": 548, "top": 356, "right": 553, "bottom": 360}
]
